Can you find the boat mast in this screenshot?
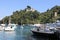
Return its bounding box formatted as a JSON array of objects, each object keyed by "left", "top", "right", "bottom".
[
  {"left": 9, "top": 16, "right": 11, "bottom": 24},
  {"left": 3, "top": 19, "right": 4, "bottom": 24}
]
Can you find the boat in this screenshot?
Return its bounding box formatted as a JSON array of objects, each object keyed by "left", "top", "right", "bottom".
[
  {"left": 4, "top": 17, "right": 17, "bottom": 31},
  {"left": 31, "top": 24, "right": 56, "bottom": 37},
  {"left": 4, "top": 24, "right": 17, "bottom": 31},
  {"left": 32, "top": 24, "right": 41, "bottom": 26},
  {"left": 0, "top": 24, "right": 5, "bottom": 31},
  {"left": 0, "top": 25, "right": 4, "bottom": 31},
  {"left": 55, "top": 20, "right": 60, "bottom": 28}
]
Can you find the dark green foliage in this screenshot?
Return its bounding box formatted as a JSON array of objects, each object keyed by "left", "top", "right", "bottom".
[{"left": 0, "top": 5, "right": 60, "bottom": 24}]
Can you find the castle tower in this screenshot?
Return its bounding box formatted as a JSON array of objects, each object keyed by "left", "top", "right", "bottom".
[
  {"left": 54, "top": 12, "right": 57, "bottom": 17},
  {"left": 26, "top": 6, "right": 35, "bottom": 12}
]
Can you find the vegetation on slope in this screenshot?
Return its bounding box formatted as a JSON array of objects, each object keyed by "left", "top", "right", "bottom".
[{"left": 0, "top": 5, "right": 60, "bottom": 24}]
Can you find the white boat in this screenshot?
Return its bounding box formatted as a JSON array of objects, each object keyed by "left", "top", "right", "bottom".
[
  {"left": 56, "top": 20, "right": 60, "bottom": 26},
  {"left": 4, "top": 24, "right": 17, "bottom": 31},
  {"left": 4, "top": 17, "right": 17, "bottom": 31},
  {"left": 32, "top": 24, "right": 41, "bottom": 26},
  {"left": 0, "top": 24, "right": 6, "bottom": 26},
  {"left": 0, "top": 24, "right": 5, "bottom": 31},
  {"left": 0, "top": 26, "right": 5, "bottom": 31}
]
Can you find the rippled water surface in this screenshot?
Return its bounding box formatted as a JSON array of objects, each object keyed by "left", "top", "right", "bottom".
[{"left": 0, "top": 25, "right": 59, "bottom": 40}]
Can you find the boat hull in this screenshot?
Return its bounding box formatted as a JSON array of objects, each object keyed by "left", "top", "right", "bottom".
[{"left": 31, "top": 30, "right": 55, "bottom": 37}]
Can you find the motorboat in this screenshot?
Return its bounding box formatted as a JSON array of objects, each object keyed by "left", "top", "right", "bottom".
[
  {"left": 31, "top": 28, "right": 54, "bottom": 34},
  {"left": 0, "top": 24, "right": 5, "bottom": 31},
  {"left": 32, "top": 24, "right": 41, "bottom": 26},
  {"left": 4, "top": 24, "right": 17, "bottom": 31},
  {"left": 0, "top": 26, "right": 4, "bottom": 31},
  {"left": 55, "top": 20, "right": 60, "bottom": 26},
  {"left": 4, "top": 16, "right": 17, "bottom": 31},
  {"left": 31, "top": 24, "right": 56, "bottom": 37}
]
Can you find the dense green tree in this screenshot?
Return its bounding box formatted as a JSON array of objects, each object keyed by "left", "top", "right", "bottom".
[{"left": 0, "top": 5, "right": 60, "bottom": 24}]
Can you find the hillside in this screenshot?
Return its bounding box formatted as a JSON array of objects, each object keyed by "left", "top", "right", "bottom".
[{"left": 0, "top": 5, "right": 60, "bottom": 24}]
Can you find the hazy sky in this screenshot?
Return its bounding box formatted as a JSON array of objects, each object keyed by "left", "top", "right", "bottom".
[{"left": 0, "top": 0, "right": 60, "bottom": 20}]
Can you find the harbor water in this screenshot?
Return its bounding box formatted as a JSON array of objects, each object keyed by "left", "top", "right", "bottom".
[{"left": 0, "top": 25, "right": 59, "bottom": 40}]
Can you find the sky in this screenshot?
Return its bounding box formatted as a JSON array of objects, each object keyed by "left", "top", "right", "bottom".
[{"left": 0, "top": 0, "right": 60, "bottom": 20}]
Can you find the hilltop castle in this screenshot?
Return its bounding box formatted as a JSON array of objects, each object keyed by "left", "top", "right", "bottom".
[{"left": 26, "top": 6, "right": 35, "bottom": 12}]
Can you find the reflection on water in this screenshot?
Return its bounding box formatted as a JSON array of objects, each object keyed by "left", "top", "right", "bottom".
[
  {"left": 0, "top": 25, "right": 59, "bottom": 40},
  {"left": 31, "top": 35, "right": 59, "bottom": 40}
]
